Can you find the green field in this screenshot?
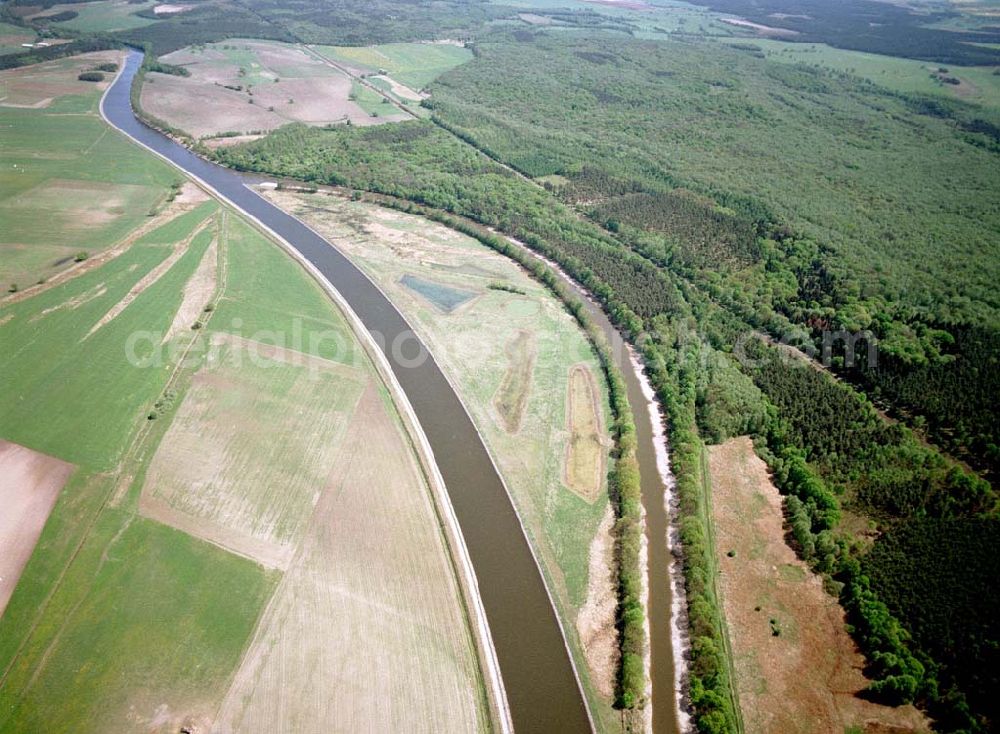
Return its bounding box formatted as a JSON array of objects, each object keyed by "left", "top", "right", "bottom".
[
  {"left": 0, "top": 55, "right": 178, "bottom": 290},
  {"left": 317, "top": 41, "right": 472, "bottom": 89},
  {"left": 34, "top": 1, "right": 158, "bottom": 33},
  {"left": 722, "top": 38, "right": 1000, "bottom": 110},
  {"left": 0, "top": 22, "right": 37, "bottom": 55}
]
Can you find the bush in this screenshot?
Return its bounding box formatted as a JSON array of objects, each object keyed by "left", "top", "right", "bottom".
[{"left": 77, "top": 72, "right": 105, "bottom": 82}]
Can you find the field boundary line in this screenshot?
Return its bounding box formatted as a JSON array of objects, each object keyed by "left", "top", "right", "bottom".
[
  {"left": 301, "top": 44, "right": 421, "bottom": 120},
  {"left": 99, "top": 60, "right": 513, "bottom": 734}
]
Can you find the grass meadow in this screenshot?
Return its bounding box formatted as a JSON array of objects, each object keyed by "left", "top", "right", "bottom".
[{"left": 316, "top": 41, "right": 472, "bottom": 90}]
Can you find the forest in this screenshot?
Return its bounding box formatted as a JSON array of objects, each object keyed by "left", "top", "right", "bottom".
[
  {"left": 424, "top": 32, "right": 1000, "bottom": 478},
  {"left": 697, "top": 0, "right": 1000, "bottom": 66}
]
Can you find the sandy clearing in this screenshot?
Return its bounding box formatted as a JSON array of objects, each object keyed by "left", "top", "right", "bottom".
[
  {"left": 162, "top": 235, "right": 217, "bottom": 342},
  {"left": 211, "top": 382, "right": 486, "bottom": 733},
  {"left": 721, "top": 18, "right": 800, "bottom": 37},
  {"left": 564, "top": 363, "right": 608, "bottom": 503},
  {"left": 708, "top": 437, "right": 929, "bottom": 734},
  {"left": 201, "top": 133, "right": 265, "bottom": 149},
  {"left": 576, "top": 506, "right": 617, "bottom": 699},
  {"left": 0, "top": 441, "right": 75, "bottom": 618},
  {"left": 84, "top": 217, "right": 214, "bottom": 339},
  {"left": 371, "top": 73, "right": 424, "bottom": 101},
  {"left": 152, "top": 3, "right": 192, "bottom": 14}
]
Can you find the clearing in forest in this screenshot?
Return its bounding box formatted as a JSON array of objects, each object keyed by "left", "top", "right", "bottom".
[
  {"left": 142, "top": 39, "right": 408, "bottom": 140},
  {"left": 707, "top": 437, "right": 929, "bottom": 734},
  {"left": 0, "top": 441, "right": 74, "bottom": 617}
]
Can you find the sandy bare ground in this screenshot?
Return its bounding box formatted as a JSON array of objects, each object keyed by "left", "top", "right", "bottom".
[
  {"left": 721, "top": 17, "right": 799, "bottom": 37},
  {"left": 162, "top": 234, "right": 217, "bottom": 342},
  {"left": 371, "top": 73, "right": 424, "bottom": 101},
  {"left": 211, "top": 382, "right": 486, "bottom": 733},
  {"left": 84, "top": 216, "right": 214, "bottom": 339},
  {"left": 708, "top": 437, "right": 929, "bottom": 734},
  {"left": 152, "top": 3, "right": 192, "bottom": 14},
  {"left": 143, "top": 40, "right": 404, "bottom": 139},
  {"left": 0, "top": 441, "right": 74, "bottom": 618},
  {"left": 564, "top": 363, "right": 608, "bottom": 502},
  {"left": 576, "top": 506, "right": 618, "bottom": 698},
  {"left": 3, "top": 183, "right": 208, "bottom": 307}
]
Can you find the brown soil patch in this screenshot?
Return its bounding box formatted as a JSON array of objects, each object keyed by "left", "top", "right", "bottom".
[
  {"left": 142, "top": 40, "right": 400, "bottom": 139},
  {"left": 162, "top": 234, "right": 217, "bottom": 342},
  {"left": 0, "top": 441, "right": 74, "bottom": 617},
  {"left": 492, "top": 329, "right": 535, "bottom": 433},
  {"left": 576, "top": 506, "right": 617, "bottom": 698},
  {"left": 564, "top": 363, "right": 608, "bottom": 502},
  {"left": 84, "top": 216, "right": 214, "bottom": 339},
  {"left": 708, "top": 437, "right": 929, "bottom": 734},
  {"left": 212, "top": 382, "right": 485, "bottom": 732}
]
